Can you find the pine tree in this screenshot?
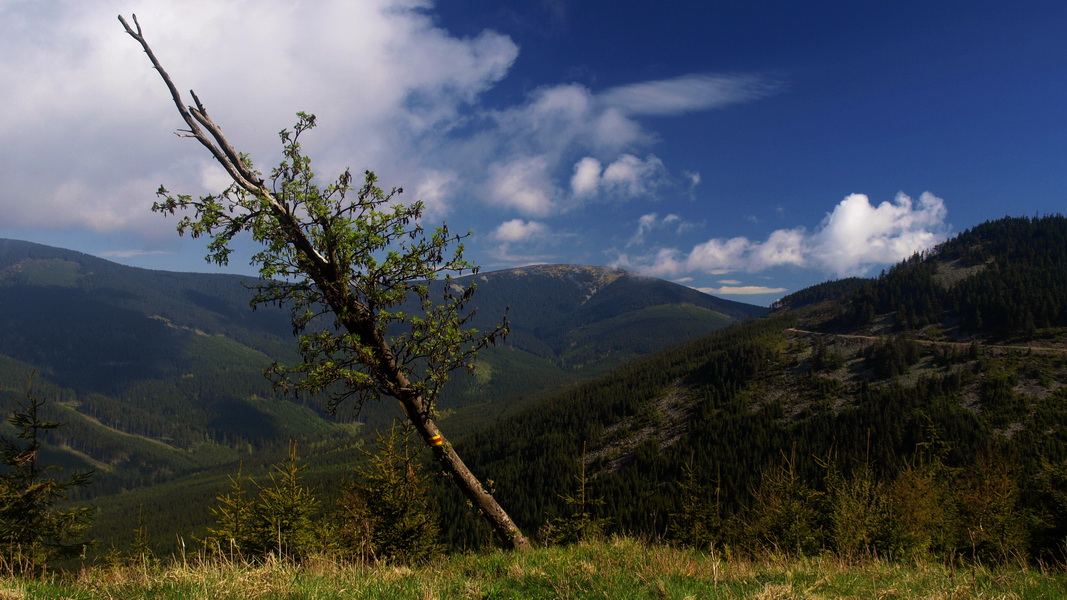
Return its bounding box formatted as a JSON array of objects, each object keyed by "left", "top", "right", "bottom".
[
  {"left": 129, "top": 505, "right": 155, "bottom": 567},
  {"left": 0, "top": 376, "right": 93, "bottom": 574},
  {"left": 337, "top": 423, "right": 442, "bottom": 564},
  {"left": 207, "top": 464, "right": 255, "bottom": 558},
  {"left": 669, "top": 455, "right": 723, "bottom": 550},
  {"left": 744, "top": 449, "right": 825, "bottom": 556},
  {"left": 542, "top": 442, "right": 607, "bottom": 545},
  {"left": 207, "top": 444, "right": 320, "bottom": 560},
  {"left": 253, "top": 442, "right": 319, "bottom": 558}
]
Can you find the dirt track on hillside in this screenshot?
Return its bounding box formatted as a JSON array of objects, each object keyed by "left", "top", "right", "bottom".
[{"left": 785, "top": 328, "right": 1067, "bottom": 355}]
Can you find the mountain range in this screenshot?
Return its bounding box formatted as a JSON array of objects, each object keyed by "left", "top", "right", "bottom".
[
  {"left": 5, "top": 214, "right": 1065, "bottom": 562},
  {"left": 0, "top": 238, "right": 763, "bottom": 495}
]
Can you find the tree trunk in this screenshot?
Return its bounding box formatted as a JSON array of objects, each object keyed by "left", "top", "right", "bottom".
[
  {"left": 399, "top": 394, "right": 532, "bottom": 550},
  {"left": 330, "top": 286, "right": 532, "bottom": 549}
]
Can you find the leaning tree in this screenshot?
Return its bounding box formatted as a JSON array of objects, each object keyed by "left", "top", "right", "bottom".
[{"left": 119, "top": 14, "right": 530, "bottom": 550}]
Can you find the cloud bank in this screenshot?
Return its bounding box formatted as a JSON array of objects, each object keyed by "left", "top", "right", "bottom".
[
  {"left": 0, "top": 0, "right": 517, "bottom": 236},
  {"left": 0, "top": 0, "right": 782, "bottom": 251},
  {"left": 618, "top": 192, "right": 950, "bottom": 278}
]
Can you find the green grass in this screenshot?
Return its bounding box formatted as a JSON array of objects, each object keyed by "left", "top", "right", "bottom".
[{"left": 5, "top": 538, "right": 1065, "bottom": 599}]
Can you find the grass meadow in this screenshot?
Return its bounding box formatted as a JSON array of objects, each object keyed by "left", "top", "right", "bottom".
[{"left": 2, "top": 538, "right": 1065, "bottom": 599}]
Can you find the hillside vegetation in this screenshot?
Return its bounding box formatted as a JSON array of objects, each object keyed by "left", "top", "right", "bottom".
[{"left": 440, "top": 215, "right": 1067, "bottom": 563}]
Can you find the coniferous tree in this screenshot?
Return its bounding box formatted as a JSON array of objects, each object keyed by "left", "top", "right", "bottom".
[
  {"left": 0, "top": 376, "right": 93, "bottom": 574},
  {"left": 743, "top": 450, "right": 825, "bottom": 556},
  {"left": 956, "top": 452, "right": 1026, "bottom": 563},
  {"left": 669, "top": 455, "right": 724, "bottom": 550},
  {"left": 821, "top": 450, "right": 887, "bottom": 561},
  {"left": 1031, "top": 457, "right": 1067, "bottom": 564},
  {"left": 542, "top": 442, "right": 607, "bottom": 546},
  {"left": 252, "top": 442, "right": 319, "bottom": 558},
  {"left": 208, "top": 465, "right": 255, "bottom": 558},
  {"left": 207, "top": 444, "right": 319, "bottom": 560},
  {"left": 337, "top": 423, "right": 442, "bottom": 564}
]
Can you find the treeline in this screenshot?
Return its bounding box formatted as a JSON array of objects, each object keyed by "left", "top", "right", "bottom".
[
  {"left": 842, "top": 215, "right": 1067, "bottom": 337},
  {"left": 771, "top": 277, "right": 868, "bottom": 311}
]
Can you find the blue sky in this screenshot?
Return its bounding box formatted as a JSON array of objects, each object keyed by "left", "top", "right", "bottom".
[{"left": 2, "top": 1, "right": 1064, "bottom": 305}]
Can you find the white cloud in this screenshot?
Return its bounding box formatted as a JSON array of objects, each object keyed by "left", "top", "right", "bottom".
[
  {"left": 568, "top": 154, "right": 666, "bottom": 201},
  {"left": 465, "top": 74, "right": 775, "bottom": 218},
  {"left": 200, "top": 164, "right": 234, "bottom": 194},
  {"left": 699, "top": 285, "right": 789, "bottom": 296},
  {"left": 625, "top": 192, "right": 951, "bottom": 278},
  {"left": 628, "top": 212, "right": 682, "bottom": 246},
  {"left": 749, "top": 228, "right": 807, "bottom": 270},
  {"left": 493, "top": 219, "right": 547, "bottom": 242},
  {"left": 0, "top": 0, "right": 518, "bottom": 236},
  {"left": 571, "top": 157, "right": 602, "bottom": 197},
  {"left": 602, "top": 154, "right": 666, "bottom": 197},
  {"left": 598, "top": 74, "right": 781, "bottom": 116},
  {"left": 685, "top": 236, "right": 752, "bottom": 273},
  {"left": 487, "top": 157, "right": 555, "bottom": 216},
  {"left": 98, "top": 249, "right": 174, "bottom": 259},
  {"left": 808, "top": 192, "right": 948, "bottom": 275},
  {"left": 410, "top": 169, "right": 458, "bottom": 221},
  {"left": 0, "top": 0, "right": 780, "bottom": 259}
]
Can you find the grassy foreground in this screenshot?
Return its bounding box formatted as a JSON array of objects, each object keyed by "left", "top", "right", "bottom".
[{"left": 2, "top": 538, "right": 1065, "bottom": 599}]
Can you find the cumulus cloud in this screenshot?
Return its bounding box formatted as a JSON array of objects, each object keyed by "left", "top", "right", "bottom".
[
  {"left": 410, "top": 169, "right": 459, "bottom": 221},
  {"left": 569, "top": 154, "right": 667, "bottom": 200},
  {"left": 571, "top": 157, "right": 602, "bottom": 197},
  {"left": 624, "top": 192, "right": 950, "bottom": 278},
  {"left": 466, "top": 73, "right": 778, "bottom": 216},
  {"left": 602, "top": 154, "right": 667, "bottom": 197},
  {"left": 0, "top": 0, "right": 781, "bottom": 262},
  {"left": 487, "top": 157, "right": 555, "bottom": 216},
  {"left": 492, "top": 219, "right": 547, "bottom": 242},
  {"left": 808, "top": 191, "right": 948, "bottom": 275}
]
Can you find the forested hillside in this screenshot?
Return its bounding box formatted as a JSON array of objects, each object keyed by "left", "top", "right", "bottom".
[
  {"left": 441, "top": 215, "right": 1067, "bottom": 563},
  {"left": 0, "top": 239, "right": 759, "bottom": 519},
  {"left": 837, "top": 215, "right": 1067, "bottom": 337}
]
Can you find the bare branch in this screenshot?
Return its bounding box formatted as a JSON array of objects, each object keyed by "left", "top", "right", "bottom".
[
  {"left": 118, "top": 15, "right": 208, "bottom": 155},
  {"left": 120, "top": 14, "right": 329, "bottom": 269}
]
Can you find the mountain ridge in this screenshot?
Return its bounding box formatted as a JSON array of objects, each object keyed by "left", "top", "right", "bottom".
[{"left": 0, "top": 237, "right": 764, "bottom": 495}]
